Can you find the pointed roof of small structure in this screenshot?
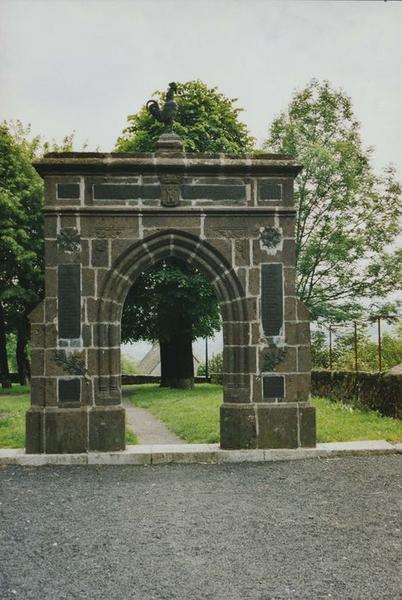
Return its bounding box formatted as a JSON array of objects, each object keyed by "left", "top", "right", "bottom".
[
  {"left": 387, "top": 363, "right": 402, "bottom": 375},
  {"left": 138, "top": 342, "right": 203, "bottom": 376},
  {"left": 138, "top": 343, "right": 160, "bottom": 375}
]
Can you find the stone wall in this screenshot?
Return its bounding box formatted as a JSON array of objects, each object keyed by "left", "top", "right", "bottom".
[
  {"left": 121, "top": 375, "right": 210, "bottom": 385},
  {"left": 311, "top": 370, "right": 402, "bottom": 419},
  {"left": 26, "top": 149, "right": 316, "bottom": 452}
]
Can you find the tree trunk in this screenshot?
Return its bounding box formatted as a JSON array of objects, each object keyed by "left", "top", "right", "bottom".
[
  {"left": 159, "top": 339, "right": 178, "bottom": 388},
  {"left": 158, "top": 295, "right": 194, "bottom": 389},
  {"left": 0, "top": 302, "right": 11, "bottom": 389},
  {"left": 16, "top": 321, "right": 30, "bottom": 385},
  {"left": 175, "top": 332, "right": 194, "bottom": 389},
  {"left": 159, "top": 334, "right": 194, "bottom": 389}
]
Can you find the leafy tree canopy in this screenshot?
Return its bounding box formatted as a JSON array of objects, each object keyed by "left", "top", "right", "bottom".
[
  {"left": 0, "top": 121, "right": 78, "bottom": 308},
  {"left": 312, "top": 321, "right": 402, "bottom": 372},
  {"left": 0, "top": 121, "right": 44, "bottom": 307},
  {"left": 0, "top": 121, "right": 78, "bottom": 384},
  {"left": 265, "top": 80, "right": 402, "bottom": 322},
  {"left": 122, "top": 259, "right": 221, "bottom": 344},
  {"left": 116, "top": 79, "right": 255, "bottom": 153}
]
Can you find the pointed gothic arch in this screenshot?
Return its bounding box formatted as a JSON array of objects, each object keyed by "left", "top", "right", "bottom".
[{"left": 96, "top": 229, "right": 250, "bottom": 405}]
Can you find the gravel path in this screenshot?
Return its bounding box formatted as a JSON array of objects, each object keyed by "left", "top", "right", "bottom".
[
  {"left": 0, "top": 456, "right": 401, "bottom": 599},
  {"left": 122, "top": 385, "right": 184, "bottom": 444}
]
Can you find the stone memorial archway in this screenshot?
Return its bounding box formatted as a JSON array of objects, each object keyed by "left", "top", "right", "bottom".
[{"left": 26, "top": 134, "right": 316, "bottom": 453}]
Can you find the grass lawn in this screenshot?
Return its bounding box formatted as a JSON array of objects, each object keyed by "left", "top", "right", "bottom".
[
  {"left": 1, "top": 383, "right": 401, "bottom": 448},
  {"left": 130, "top": 384, "right": 221, "bottom": 443},
  {"left": 129, "top": 383, "right": 402, "bottom": 444},
  {"left": 0, "top": 387, "right": 138, "bottom": 448},
  {"left": 313, "top": 397, "right": 402, "bottom": 443},
  {"left": 0, "top": 393, "right": 30, "bottom": 448}
]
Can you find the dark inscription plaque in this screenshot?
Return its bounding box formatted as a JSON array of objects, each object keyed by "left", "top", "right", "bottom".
[
  {"left": 57, "top": 183, "right": 80, "bottom": 199},
  {"left": 181, "top": 184, "right": 245, "bottom": 201},
  {"left": 93, "top": 184, "right": 160, "bottom": 200},
  {"left": 263, "top": 376, "right": 284, "bottom": 400},
  {"left": 261, "top": 264, "right": 283, "bottom": 336},
  {"left": 59, "top": 379, "right": 81, "bottom": 404},
  {"left": 259, "top": 182, "right": 282, "bottom": 201},
  {"left": 58, "top": 265, "right": 81, "bottom": 338}
]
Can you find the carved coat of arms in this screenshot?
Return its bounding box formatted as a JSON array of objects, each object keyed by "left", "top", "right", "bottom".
[
  {"left": 160, "top": 174, "right": 182, "bottom": 207},
  {"left": 57, "top": 228, "right": 81, "bottom": 253},
  {"left": 260, "top": 226, "right": 281, "bottom": 249},
  {"left": 161, "top": 184, "right": 180, "bottom": 207}
]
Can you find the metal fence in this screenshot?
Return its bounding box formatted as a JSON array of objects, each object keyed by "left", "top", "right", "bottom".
[{"left": 321, "top": 315, "right": 400, "bottom": 372}]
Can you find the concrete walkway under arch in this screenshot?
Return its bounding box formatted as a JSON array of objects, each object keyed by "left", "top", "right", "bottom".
[{"left": 122, "top": 385, "right": 185, "bottom": 445}]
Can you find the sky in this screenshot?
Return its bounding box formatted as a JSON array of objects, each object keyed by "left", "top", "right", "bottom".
[
  {"left": 1, "top": 0, "right": 401, "bottom": 361},
  {"left": 1, "top": 0, "right": 401, "bottom": 172}
]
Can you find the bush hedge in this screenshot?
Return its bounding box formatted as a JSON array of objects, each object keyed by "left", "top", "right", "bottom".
[{"left": 311, "top": 371, "right": 401, "bottom": 419}]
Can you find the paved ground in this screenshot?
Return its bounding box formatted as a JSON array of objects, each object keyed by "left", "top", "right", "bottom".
[
  {"left": 122, "top": 385, "right": 185, "bottom": 445},
  {"left": 123, "top": 400, "right": 185, "bottom": 445},
  {"left": 0, "top": 456, "right": 401, "bottom": 600}
]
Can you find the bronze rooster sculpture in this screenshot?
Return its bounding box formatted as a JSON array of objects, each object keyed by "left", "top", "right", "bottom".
[{"left": 146, "top": 82, "right": 178, "bottom": 131}]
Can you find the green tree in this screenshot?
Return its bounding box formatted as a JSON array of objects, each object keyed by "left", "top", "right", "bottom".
[
  {"left": 122, "top": 259, "right": 221, "bottom": 388},
  {"left": 117, "top": 81, "right": 254, "bottom": 388},
  {"left": 121, "top": 354, "right": 142, "bottom": 376},
  {"left": 5, "top": 334, "right": 18, "bottom": 373},
  {"left": 311, "top": 330, "right": 331, "bottom": 370},
  {"left": 198, "top": 352, "right": 224, "bottom": 385},
  {"left": 334, "top": 321, "right": 402, "bottom": 372},
  {"left": 312, "top": 320, "right": 402, "bottom": 372},
  {"left": 116, "top": 79, "right": 255, "bottom": 153},
  {"left": 0, "top": 122, "right": 76, "bottom": 386},
  {"left": 265, "top": 80, "right": 402, "bottom": 321},
  {"left": 0, "top": 122, "right": 44, "bottom": 386}
]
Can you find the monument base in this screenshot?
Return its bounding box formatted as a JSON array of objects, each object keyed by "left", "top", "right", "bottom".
[
  {"left": 25, "top": 406, "right": 126, "bottom": 454},
  {"left": 220, "top": 402, "right": 316, "bottom": 449}
]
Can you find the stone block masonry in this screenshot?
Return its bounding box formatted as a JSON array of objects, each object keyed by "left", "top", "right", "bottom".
[{"left": 26, "top": 142, "right": 315, "bottom": 453}]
